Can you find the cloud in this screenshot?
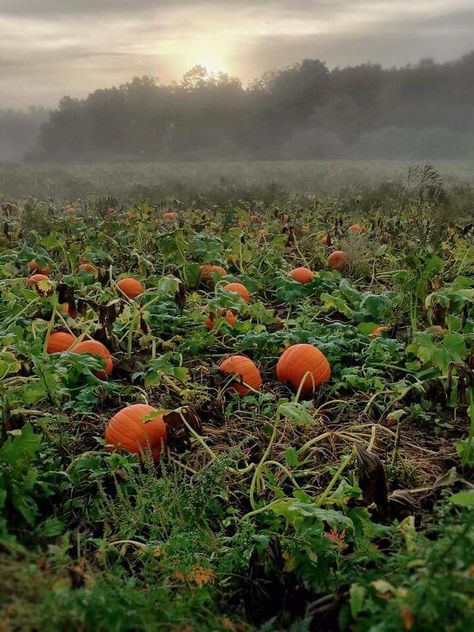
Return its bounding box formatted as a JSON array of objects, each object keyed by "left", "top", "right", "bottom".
[{"left": 0, "top": 1, "right": 472, "bottom": 108}]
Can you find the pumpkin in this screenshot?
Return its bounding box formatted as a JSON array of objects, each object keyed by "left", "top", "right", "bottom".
[
  {"left": 27, "top": 273, "right": 49, "bottom": 287},
  {"left": 117, "top": 277, "right": 145, "bottom": 299},
  {"left": 223, "top": 282, "right": 250, "bottom": 303},
  {"left": 47, "top": 331, "right": 76, "bottom": 354},
  {"left": 205, "top": 310, "right": 237, "bottom": 331},
  {"left": 163, "top": 212, "right": 177, "bottom": 221},
  {"left": 219, "top": 355, "right": 262, "bottom": 397},
  {"left": 250, "top": 215, "right": 260, "bottom": 222},
  {"left": 28, "top": 259, "right": 51, "bottom": 275},
  {"left": 427, "top": 325, "right": 445, "bottom": 334},
  {"left": 289, "top": 267, "right": 314, "bottom": 284},
  {"left": 328, "top": 251, "right": 348, "bottom": 271},
  {"left": 320, "top": 235, "right": 330, "bottom": 245},
  {"left": 348, "top": 224, "right": 367, "bottom": 233},
  {"left": 105, "top": 404, "right": 167, "bottom": 462},
  {"left": 200, "top": 265, "right": 227, "bottom": 283},
  {"left": 80, "top": 256, "right": 89, "bottom": 264},
  {"left": 370, "top": 326, "right": 388, "bottom": 338},
  {"left": 277, "top": 343, "right": 330, "bottom": 396},
  {"left": 62, "top": 303, "right": 78, "bottom": 319},
  {"left": 71, "top": 340, "right": 113, "bottom": 378},
  {"left": 78, "top": 263, "right": 97, "bottom": 273}
]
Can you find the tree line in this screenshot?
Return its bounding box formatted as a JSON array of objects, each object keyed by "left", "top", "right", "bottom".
[{"left": 3, "top": 52, "right": 474, "bottom": 162}]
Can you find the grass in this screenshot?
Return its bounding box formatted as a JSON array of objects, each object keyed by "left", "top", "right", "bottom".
[{"left": 1, "top": 159, "right": 474, "bottom": 200}]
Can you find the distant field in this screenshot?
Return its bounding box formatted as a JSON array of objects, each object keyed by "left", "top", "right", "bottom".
[{"left": 0, "top": 159, "right": 473, "bottom": 200}]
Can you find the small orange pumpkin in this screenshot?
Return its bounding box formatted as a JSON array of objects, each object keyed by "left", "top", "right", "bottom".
[
  {"left": 277, "top": 343, "right": 330, "bottom": 396},
  {"left": 320, "top": 235, "right": 330, "bottom": 245},
  {"left": 47, "top": 331, "right": 77, "bottom": 354},
  {"left": 219, "top": 355, "right": 262, "bottom": 397},
  {"left": 370, "top": 326, "right": 388, "bottom": 338},
  {"left": 223, "top": 282, "right": 250, "bottom": 303},
  {"left": 61, "top": 303, "right": 78, "bottom": 319},
  {"left": 205, "top": 310, "right": 237, "bottom": 331},
  {"left": 28, "top": 259, "right": 51, "bottom": 275},
  {"left": 348, "top": 224, "right": 367, "bottom": 233},
  {"left": 27, "top": 273, "right": 49, "bottom": 287},
  {"left": 427, "top": 325, "right": 445, "bottom": 334},
  {"left": 163, "top": 212, "right": 177, "bottom": 221},
  {"left": 78, "top": 263, "right": 97, "bottom": 274},
  {"left": 289, "top": 267, "right": 314, "bottom": 284},
  {"left": 71, "top": 340, "right": 113, "bottom": 378},
  {"left": 200, "top": 265, "right": 227, "bottom": 283},
  {"left": 117, "top": 277, "right": 145, "bottom": 299},
  {"left": 328, "top": 251, "right": 348, "bottom": 271},
  {"left": 105, "top": 404, "right": 168, "bottom": 462}
]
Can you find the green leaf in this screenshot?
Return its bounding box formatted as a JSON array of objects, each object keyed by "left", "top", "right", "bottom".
[
  {"left": 449, "top": 490, "right": 474, "bottom": 507},
  {"left": 285, "top": 448, "right": 299, "bottom": 467},
  {"left": 349, "top": 583, "right": 366, "bottom": 618},
  {"left": 278, "top": 402, "right": 315, "bottom": 426}
]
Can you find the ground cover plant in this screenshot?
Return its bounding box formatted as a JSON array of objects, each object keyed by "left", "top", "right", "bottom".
[{"left": 0, "top": 169, "right": 473, "bottom": 631}]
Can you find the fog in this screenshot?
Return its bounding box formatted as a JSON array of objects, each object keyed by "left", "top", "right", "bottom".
[{"left": 1, "top": 52, "right": 474, "bottom": 163}]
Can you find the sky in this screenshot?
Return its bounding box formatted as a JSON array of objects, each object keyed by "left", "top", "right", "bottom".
[{"left": 1, "top": 0, "right": 473, "bottom": 109}]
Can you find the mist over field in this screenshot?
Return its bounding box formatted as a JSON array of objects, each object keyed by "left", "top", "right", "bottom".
[{"left": 1, "top": 52, "right": 474, "bottom": 164}]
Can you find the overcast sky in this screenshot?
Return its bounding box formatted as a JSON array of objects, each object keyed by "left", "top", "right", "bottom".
[{"left": 1, "top": 0, "right": 473, "bottom": 109}]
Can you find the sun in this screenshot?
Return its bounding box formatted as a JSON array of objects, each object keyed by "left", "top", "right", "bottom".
[{"left": 198, "top": 58, "right": 223, "bottom": 74}]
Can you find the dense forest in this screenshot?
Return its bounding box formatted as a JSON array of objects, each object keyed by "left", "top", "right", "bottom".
[{"left": 2, "top": 51, "right": 474, "bottom": 162}]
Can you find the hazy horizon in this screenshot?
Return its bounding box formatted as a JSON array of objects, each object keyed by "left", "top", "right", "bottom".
[{"left": 1, "top": 0, "right": 474, "bottom": 109}]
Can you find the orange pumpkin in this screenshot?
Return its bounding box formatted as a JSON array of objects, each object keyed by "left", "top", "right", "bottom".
[
  {"left": 117, "top": 277, "right": 145, "bottom": 299},
  {"left": 223, "top": 282, "right": 250, "bottom": 303},
  {"left": 250, "top": 215, "right": 260, "bottom": 222},
  {"left": 200, "top": 265, "right": 227, "bottom": 283},
  {"left": 348, "top": 224, "right": 367, "bottom": 233},
  {"left": 78, "top": 263, "right": 97, "bottom": 274},
  {"left": 28, "top": 259, "right": 51, "bottom": 275},
  {"left": 105, "top": 404, "right": 167, "bottom": 462},
  {"left": 27, "top": 273, "right": 49, "bottom": 287},
  {"left": 61, "top": 303, "right": 78, "bottom": 319},
  {"left": 163, "top": 212, "right": 177, "bottom": 221},
  {"left": 328, "top": 251, "right": 348, "bottom": 271},
  {"left": 427, "top": 325, "right": 445, "bottom": 334},
  {"left": 219, "top": 355, "right": 262, "bottom": 397},
  {"left": 289, "top": 267, "right": 314, "bottom": 284},
  {"left": 277, "top": 343, "right": 330, "bottom": 396},
  {"left": 370, "top": 326, "right": 388, "bottom": 338},
  {"left": 205, "top": 310, "right": 237, "bottom": 331},
  {"left": 47, "top": 331, "right": 77, "bottom": 354},
  {"left": 320, "top": 235, "right": 330, "bottom": 245},
  {"left": 71, "top": 340, "right": 113, "bottom": 378}
]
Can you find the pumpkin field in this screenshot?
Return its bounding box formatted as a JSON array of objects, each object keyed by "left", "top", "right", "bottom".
[{"left": 0, "top": 170, "right": 473, "bottom": 631}]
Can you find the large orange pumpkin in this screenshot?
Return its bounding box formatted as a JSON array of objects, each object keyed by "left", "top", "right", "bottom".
[
  {"left": 200, "top": 265, "right": 227, "bottom": 283},
  {"left": 289, "top": 267, "right": 314, "bottom": 284},
  {"left": 348, "top": 224, "right": 367, "bottom": 233},
  {"left": 78, "top": 263, "right": 97, "bottom": 274},
  {"left": 117, "top": 277, "right": 145, "bottom": 299},
  {"left": 277, "top": 343, "right": 330, "bottom": 396},
  {"left": 71, "top": 340, "right": 113, "bottom": 378},
  {"left": 219, "top": 355, "right": 262, "bottom": 397},
  {"left": 328, "top": 251, "right": 348, "bottom": 271},
  {"left": 223, "top": 282, "right": 250, "bottom": 303},
  {"left": 105, "top": 404, "right": 167, "bottom": 462},
  {"left": 163, "top": 212, "right": 177, "bottom": 221},
  {"left": 47, "top": 331, "right": 77, "bottom": 354},
  {"left": 28, "top": 259, "right": 51, "bottom": 275}
]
